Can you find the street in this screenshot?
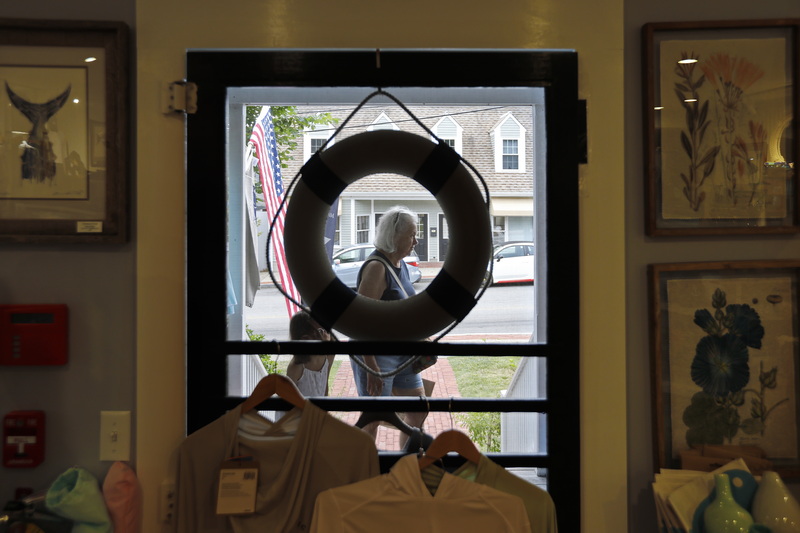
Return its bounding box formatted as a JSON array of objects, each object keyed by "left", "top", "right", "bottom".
[{"left": 242, "top": 277, "right": 535, "bottom": 342}]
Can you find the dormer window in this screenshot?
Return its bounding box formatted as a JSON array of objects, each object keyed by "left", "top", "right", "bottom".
[
  {"left": 432, "top": 116, "right": 463, "bottom": 153},
  {"left": 492, "top": 113, "right": 526, "bottom": 172}
]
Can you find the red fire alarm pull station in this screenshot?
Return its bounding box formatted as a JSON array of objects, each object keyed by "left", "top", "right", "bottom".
[
  {"left": 3, "top": 411, "right": 46, "bottom": 468},
  {"left": 0, "top": 304, "right": 68, "bottom": 366}
]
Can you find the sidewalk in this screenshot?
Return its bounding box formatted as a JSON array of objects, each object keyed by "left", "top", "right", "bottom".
[{"left": 330, "top": 356, "right": 465, "bottom": 451}]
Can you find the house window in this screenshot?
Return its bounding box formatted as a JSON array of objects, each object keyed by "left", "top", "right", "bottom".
[
  {"left": 310, "top": 137, "right": 325, "bottom": 153},
  {"left": 355, "top": 215, "right": 369, "bottom": 243},
  {"left": 492, "top": 216, "right": 507, "bottom": 245},
  {"left": 303, "top": 124, "right": 334, "bottom": 162},
  {"left": 503, "top": 139, "right": 519, "bottom": 169},
  {"left": 187, "top": 50, "right": 580, "bottom": 531},
  {"left": 493, "top": 113, "right": 526, "bottom": 172}
]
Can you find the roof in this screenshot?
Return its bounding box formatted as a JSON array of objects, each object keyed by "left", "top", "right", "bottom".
[{"left": 279, "top": 104, "right": 535, "bottom": 198}]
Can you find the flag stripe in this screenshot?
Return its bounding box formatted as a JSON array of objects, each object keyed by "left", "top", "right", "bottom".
[{"left": 249, "top": 107, "right": 301, "bottom": 318}]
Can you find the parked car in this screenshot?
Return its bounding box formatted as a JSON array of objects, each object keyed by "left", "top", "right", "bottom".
[
  {"left": 485, "top": 241, "right": 535, "bottom": 285},
  {"left": 332, "top": 244, "right": 423, "bottom": 289}
]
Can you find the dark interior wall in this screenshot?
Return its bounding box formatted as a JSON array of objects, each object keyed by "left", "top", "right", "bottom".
[
  {"left": 0, "top": 2, "right": 136, "bottom": 502},
  {"left": 624, "top": 4, "right": 800, "bottom": 533}
]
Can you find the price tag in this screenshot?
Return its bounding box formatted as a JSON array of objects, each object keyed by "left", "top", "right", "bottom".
[{"left": 216, "top": 460, "right": 259, "bottom": 515}]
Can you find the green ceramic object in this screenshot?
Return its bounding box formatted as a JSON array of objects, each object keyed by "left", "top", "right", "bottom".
[
  {"left": 751, "top": 471, "right": 800, "bottom": 533},
  {"left": 704, "top": 473, "right": 755, "bottom": 533}
]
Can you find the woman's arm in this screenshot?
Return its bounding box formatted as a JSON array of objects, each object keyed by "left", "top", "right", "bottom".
[
  {"left": 357, "top": 261, "right": 388, "bottom": 395},
  {"left": 357, "top": 260, "right": 387, "bottom": 299}
]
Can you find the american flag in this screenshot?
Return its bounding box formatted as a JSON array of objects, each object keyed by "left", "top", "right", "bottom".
[{"left": 249, "top": 107, "right": 301, "bottom": 318}]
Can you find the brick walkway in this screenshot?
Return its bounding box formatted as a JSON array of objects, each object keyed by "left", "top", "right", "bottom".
[{"left": 330, "top": 357, "right": 465, "bottom": 451}]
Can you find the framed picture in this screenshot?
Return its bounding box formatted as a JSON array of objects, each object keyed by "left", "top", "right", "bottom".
[
  {"left": 0, "top": 19, "right": 129, "bottom": 243},
  {"left": 649, "top": 260, "right": 800, "bottom": 478},
  {"left": 642, "top": 20, "right": 799, "bottom": 236}
]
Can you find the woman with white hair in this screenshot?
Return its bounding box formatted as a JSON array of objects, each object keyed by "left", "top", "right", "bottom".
[{"left": 351, "top": 205, "right": 427, "bottom": 444}]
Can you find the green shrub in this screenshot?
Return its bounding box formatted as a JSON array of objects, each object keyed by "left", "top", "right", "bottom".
[
  {"left": 455, "top": 411, "right": 501, "bottom": 453},
  {"left": 246, "top": 326, "right": 278, "bottom": 374}
]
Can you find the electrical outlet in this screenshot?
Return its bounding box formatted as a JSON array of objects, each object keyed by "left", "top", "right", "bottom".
[
  {"left": 99, "top": 411, "right": 130, "bottom": 461},
  {"left": 160, "top": 480, "right": 176, "bottom": 524}
]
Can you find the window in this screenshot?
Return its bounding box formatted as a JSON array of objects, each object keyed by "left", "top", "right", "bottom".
[
  {"left": 303, "top": 124, "right": 334, "bottom": 162},
  {"left": 310, "top": 137, "right": 325, "bottom": 153},
  {"left": 186, "top": 50, "right": 580, "bottom": 531},
  {"left": 493, "top": 113, "right": 526, "bottom": 172},
  {"left": 492, "top": 216, "right": 507, "bottom": 245},
  {"left": 336, "top": 248, "right": 363, "bottom": 264},
  {"left": 355, "top": 215, "right": 369, "bottom": 244},
  {"left": 503, "top": 139, "right": 519, "bottom": 169},
  {"left": 501, "top": 245, "right": 526, "bottom": 258}
]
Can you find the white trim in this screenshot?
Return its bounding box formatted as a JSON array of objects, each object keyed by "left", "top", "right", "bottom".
[
  {"left": 367, "top": 112, "right": 399, "bottom": 131},
  {"left": 431, "top": 116, "right": 463, "bottom": 154}
]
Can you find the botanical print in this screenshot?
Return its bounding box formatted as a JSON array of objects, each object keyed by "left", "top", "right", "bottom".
[
  {"left": 659, "top": 38, "right": 790, "bottom": 221},
  {"left": 667, "top": 276, "right": 798, "bottom": 460},
  {"left": 0, "top": 65, "right": 89, "bottom": 200}
]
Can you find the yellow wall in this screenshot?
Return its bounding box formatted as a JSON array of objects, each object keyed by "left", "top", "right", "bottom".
[{"left": 136, "top": 1, "right": 627, "bottom": 531}]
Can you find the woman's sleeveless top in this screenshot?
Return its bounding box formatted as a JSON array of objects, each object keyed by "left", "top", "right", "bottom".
[
  {"left": 295, "top": 357, "right": 330, "bottom": 397},
  {"left": 356, "top": 250, "right": 416, "bottom": 301}
]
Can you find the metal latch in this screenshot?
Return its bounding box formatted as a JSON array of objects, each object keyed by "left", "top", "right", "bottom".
[{"left": 162, "top": 80, "right": 197, "bottom": 115}]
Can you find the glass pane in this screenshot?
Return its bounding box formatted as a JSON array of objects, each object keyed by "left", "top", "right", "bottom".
[
  {"left": 226, "top": 86, "right": 547, "bottom": 397},
  {"left": 227, "top": 354, "right": 546, "bottom": 400}
]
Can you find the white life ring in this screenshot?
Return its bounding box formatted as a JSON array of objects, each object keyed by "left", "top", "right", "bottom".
[{"left": 284, "top": 130, "right": 492, "bottom": 341}]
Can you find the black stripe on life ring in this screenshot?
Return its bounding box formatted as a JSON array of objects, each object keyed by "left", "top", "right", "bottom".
[
  {"left": 310, "top": 278, "right": 357, "bottom": 331},
  {"left": 300, "top": 152, "right": 348, "bottom": 206},
  {"left": 414, "top": 141, "right": 461, "bottom": 196},
  {"left": 425, "top": 268, "right": 477, "bottom": 321}
]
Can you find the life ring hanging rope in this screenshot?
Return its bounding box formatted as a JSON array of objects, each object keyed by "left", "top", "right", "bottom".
[{"left": 267, "top": 89, "right": 494, "bottom": 342}]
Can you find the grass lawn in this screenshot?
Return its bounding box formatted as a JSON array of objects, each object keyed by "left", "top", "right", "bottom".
[
  {"left": 328, "top": 360, "right": 341, "bottom": 392},
  {"left": 448, "top": 356, "right": 521, "bottom": 398},
  {"left": 446, "top": 356, "right": 520, "bottom": 452}
]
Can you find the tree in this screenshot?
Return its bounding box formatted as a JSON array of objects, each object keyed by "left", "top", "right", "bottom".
[{"left": 245, "top": 105, "right": 339, "bottom": 170}]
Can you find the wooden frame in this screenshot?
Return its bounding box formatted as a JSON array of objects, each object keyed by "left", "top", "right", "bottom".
[
  {"left": 0, "top": 19, "right": 129, "bottom": 243},
  {"left": 649, "top": 260, "right": 800, "bottom": 478},
  {"left": 643, "top": 20, "right": 800, "bottom": 236},
  {"left": 186, "top": 49, "right": 582, "bottom": 531}
]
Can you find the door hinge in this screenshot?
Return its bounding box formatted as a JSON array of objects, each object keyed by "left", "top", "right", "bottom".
[{"left": 162, "top": 80, "right": 197, "bottom": 115}]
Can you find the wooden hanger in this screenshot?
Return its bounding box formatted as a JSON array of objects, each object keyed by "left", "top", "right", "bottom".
[
  {"left": 355, "top": 411, "right": 415, "bottom": 436},
  {"left": 239, "top": 374, "right": 307, "bottom": 413},
  {"left": 418, "top": 429, "right": 481, "bottom": 469}
]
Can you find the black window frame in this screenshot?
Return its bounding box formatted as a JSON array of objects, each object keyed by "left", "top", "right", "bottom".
[{"left": 186, "top": 49, "right": 581, "bottom": 532}]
